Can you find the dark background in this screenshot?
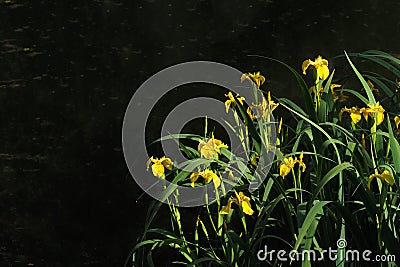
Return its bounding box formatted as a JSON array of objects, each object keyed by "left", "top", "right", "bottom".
[{"left": 1, "top": 0, "right": 399, "bottom": 266}]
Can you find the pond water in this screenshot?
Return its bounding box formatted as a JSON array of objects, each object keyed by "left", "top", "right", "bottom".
[{"left": 1, "top": 0, "right": 399, "bottom": 266}]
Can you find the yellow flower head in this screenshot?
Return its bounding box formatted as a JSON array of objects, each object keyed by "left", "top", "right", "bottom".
[
  {"left": 302, "top": 55, "right": 329, "bottom": 80},
  {"left": 198, "top": 133, "right": 228, "bottom": 159},
  {"left": 279, "top": 157, "right": 296, "bottom": 177},
  {"left": 190, "top": 169, "right": 221, "bottom": 188},
  {"left": 225, "top": 91, "right": 245, "bottom": 113},
  {"left": 146, "top": 156, "right": 173, "bottom": 178},
  {"left": 366, "top": 102, "right": 385, "bottom": 125},
  {"left": 241, "top": 71, "right": 266, "bottom": 88},
  {"left": 394, "top": 115, "right": 400, "bottom": 129},
  {"left": 279, "top": 153, "right": 306, "bottom": 177},
  {"left": 368, "top": 170, "right": 395, "bottom": 189},
  {"left": 339, "top": 107, "right": 362, "bottom": 124},
  {"left": 220, "top": 191, "right": 254, "bottom": 215}
]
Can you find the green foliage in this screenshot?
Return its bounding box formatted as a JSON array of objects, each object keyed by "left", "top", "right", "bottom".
[{"left": 132, "top": 51, "right": 400, "bottom": 266}]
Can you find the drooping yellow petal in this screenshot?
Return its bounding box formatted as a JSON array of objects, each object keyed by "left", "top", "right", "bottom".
[
  {"left": 225, "top": 99, "right": 232, "bottom": 113},
  {"left": 224, "top": 92, "right": 234, "bottom": 113},
  {"left": 160, "top": 156, "right": 173, "bottom": 170},
  {"left": 151, "top": 162, "right": 165, "bottom": 178},
  {"left": 241, "top": 199, "right": 254, "bottom": 215},
  {"left": 360, "top": 107, "right": 371, "bottom": 121},
  {"left": 302, "top": 59, "right": 312, "bottom": 75},
  {"left": 220, "top": 198, "right": 234, "bottom": 214},
  {"left": 316, "top": 64, "right": 329, "bottom": 80},
  {"left": 350, "top": 111, "right": 362, "bottom": 124},
  {"left": 340, "top": 107, "right": 362, "bottom": 124},
  {"left": 190, "top": 171, "right": 201, "bottom": 187},
  {"left": 201, "top": 169, "right": 221, "bottom": 188},
  {"left": 394, "top": 115, "right": 400, "bottom": 129},
  {"left": 237, "top": 192, "right": 254, "bottom": 215},
  {"left": 376, "top": 111, "right": 385, "bottom": 126}
]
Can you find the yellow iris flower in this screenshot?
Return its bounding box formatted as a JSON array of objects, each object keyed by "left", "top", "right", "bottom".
[
  {"left": 225, "top": 91, "right": 245, "bottom": 113},
  {"left": 220, "top": 191, "right": 254, "bottom": 215},
  {"left": 367, "top": 170, "right": 395, "bottom": 189},
  {"left": 302, "top": 55, "right": 330, "bottom": 80},
  {"left": 240, "top": 71, "right": 266, "bottom": 88},
  {"left": 339, "top": 107, "right": 362, "bottom": 124},
  {"left": 365, "top": 102, "right": 385, "bottom": 125},
  {"left": 198, "top": 133, "right": 228, "bottom": 159},
  {"left": 190, "top": 168, "right": 221, "bottom": 188},
  {"left": 279, "top": 153, "right": 306, "bottom": 178},
  {"left": 146, "top": 156, "right": 173, "bottom": 178}
]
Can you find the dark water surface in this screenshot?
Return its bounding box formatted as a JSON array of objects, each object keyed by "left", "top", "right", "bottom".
[{"left": 1, "top": 0, "right": 399, "bottom": 266}]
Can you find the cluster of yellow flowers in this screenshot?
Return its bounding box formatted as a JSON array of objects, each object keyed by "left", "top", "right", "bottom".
[
  {"left": 339, "top": 102, "right": 385, "bottom": 125},
  {"left": 146, "top": 63, "right": 398, "bottom": 219},
  {"left": 279, "top": 153, "right": 306, "bottom": 178}
]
